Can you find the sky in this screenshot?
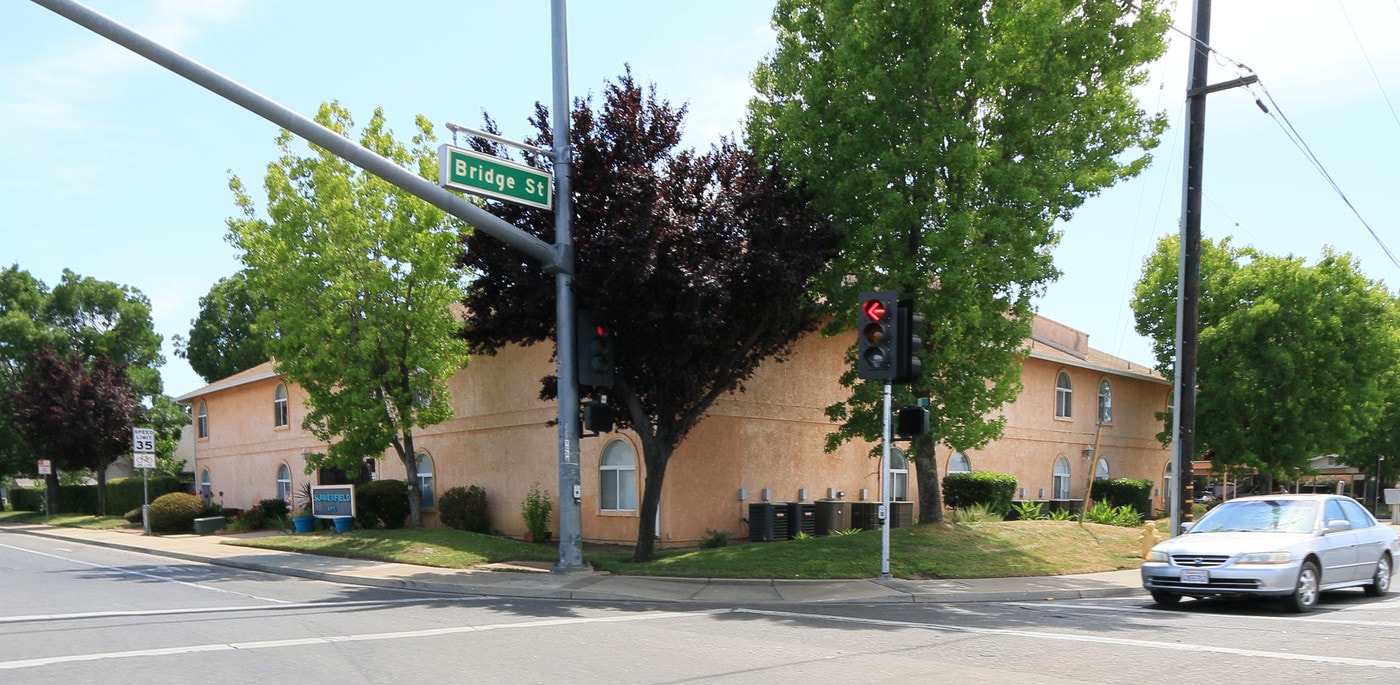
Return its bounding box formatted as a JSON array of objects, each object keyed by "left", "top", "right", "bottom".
[{"left": 3, "top": 0, "right": 1398, "bottom": 399}]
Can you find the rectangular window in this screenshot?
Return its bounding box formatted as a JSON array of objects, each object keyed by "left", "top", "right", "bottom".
[{"left": 601, "top": 469, "right": 637, "bottom": 511}]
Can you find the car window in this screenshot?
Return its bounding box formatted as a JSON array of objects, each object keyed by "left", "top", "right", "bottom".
[
  {"left": 1325, "top": 499, "right": 1347, "bottom": 525},
  {"left": 1193, "top": 500, "right": 1317, "bottom": 533},
  {"left": 1337, "top": 498, "right": 1374, "bottom": 529}
]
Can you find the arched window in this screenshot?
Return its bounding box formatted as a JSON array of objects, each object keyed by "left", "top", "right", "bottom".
[
  {"left": 600, "top": 440, "right": 638, "bottom": 511},
  {"left": 1055, "top": 371, "right": 1073, "bottom": 419},
  {"left": 276, "top": 464, "right": 291, "bottom": 502},
  {"left": 1162, "top": 460, "right": 1173, "bottom": 504},
  {"left": 948, "top": 451, "right": 971, "bottom": 474},
  {"left": 890, "top": 449, "right": 910, "bottom": 501},
  {"left": 196, "top": 401, "right": 209, "bottom": 439},
  {"left": 273, "top": 384, "right": 289, "bottom": 428},
  {"left": 1052, "top": 457, "right": 1071, "bottom": 500},
  {"left": 415, "top": 453, "right": 434, "bottom": 510},
  {"left": 1096, "top": 457, "right": 1111, "bottom": 480},
  {"left": 1097, "top": 379, "right": 1113, "bottom": 424}
]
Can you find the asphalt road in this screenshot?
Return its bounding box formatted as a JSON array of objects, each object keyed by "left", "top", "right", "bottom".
[{"left": 5, "top": 534, "right": 1400, "bottom": 683}]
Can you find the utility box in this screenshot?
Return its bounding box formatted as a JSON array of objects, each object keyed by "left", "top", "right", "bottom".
[
  {"left": 192, "top": 516, "right": 226, "bottom": 535},
  {"left": 851, "top": 501, "right": 882, "bottom": 531},
  {"left": 748, "top": 502, "right": 790, "bottom": 542},
  {"left": 786, "top": 502, "right": 816, "bottom": 538},
  {"left": 814, "top": 499, "right": 852, "bottom": 536},
  {"left": 889, "top": 500, "right": 915, "bottom": 528}
]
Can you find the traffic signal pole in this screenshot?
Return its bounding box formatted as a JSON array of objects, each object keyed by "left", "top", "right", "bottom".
[
  {"left": 550, "top": 0, "right": 588, "bottom": 574},
  {"left": 34, "top": 0, "right": 589, "bottom": 571},
  {"left": 880, "top": 381, "right": 893, "bottom": 580}
]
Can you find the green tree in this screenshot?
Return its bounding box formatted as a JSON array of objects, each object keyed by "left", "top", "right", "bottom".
[
  {"left": 174, "top": 271, "right": 273, "bottom": 383},
  {"left": 458, "top": 73, "right": 836, "bottom": 561},
  {"left": 145, "top": 393, "right": 191, "bottom": 477},
  {"left": 226, "top": 102, "right": 469, "bottom": 527},
  {"left": 1133, "top": 237, "right": 1399, "bottom": 486},
  {"left": 0, "top": 265, "right": 164, "bottom": 481},
  {"left": 748, "top": 0, "right": 1170, "bottom": 522}
]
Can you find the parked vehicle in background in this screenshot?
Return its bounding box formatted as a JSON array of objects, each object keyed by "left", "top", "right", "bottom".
[{"left": 1142, "top": 494, "right": 1398, "bottom": 612}]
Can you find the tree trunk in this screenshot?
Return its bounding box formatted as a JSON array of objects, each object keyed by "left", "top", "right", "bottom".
[
  {"left": 913, "top": 433, "right": 943, "bottom": 524},
  {"left": 45, "top": 471, "right": 59, "bottom": 517},
  {"left": 633, "top": 432, "right": 674, "bottom": 562},
  {"left": 95, "top": 462, "right": 107, "bottom": 516},
  {"left": 399, "top": 432, "right": 422, "bottom": 527}
]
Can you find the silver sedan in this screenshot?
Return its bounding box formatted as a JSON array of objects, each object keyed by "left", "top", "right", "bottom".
[{"left": 1141, "top": 493, "right": 1399, "bottom": 612}]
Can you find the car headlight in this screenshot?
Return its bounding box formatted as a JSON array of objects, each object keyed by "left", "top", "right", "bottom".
[
  {"left": 1237, "top": 551, "right": 1292, "bottom": 565},
  {"left": 1148, "top": 550, "right": 1169, "bottom": 563}
]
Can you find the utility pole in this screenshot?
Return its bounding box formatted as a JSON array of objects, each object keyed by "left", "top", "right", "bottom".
[
  {"left": 1170, "top": 0, "right": 1256, "bottom": 536},
  {"left": 550, "top": 0, "right": 588, "bottom": 574}
]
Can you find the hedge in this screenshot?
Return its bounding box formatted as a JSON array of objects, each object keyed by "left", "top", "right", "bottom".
[
  {"left": 439, "top": 485, "right": 490, "bottom": 533},
  {"left": 942, "top": 471, "right": 1018, "bottom": 513},
  {"left": 355, "top": 479, "right": 410, "bottom": 529},
  {"left": 1091, "top": 478, "right": 1153, "bottom": 518},
  {"left": 8, "top": 476, "right": 185, "bottom": 515},
  {"left": 10, "top": 487, "right": 45, "bottom": 512}
]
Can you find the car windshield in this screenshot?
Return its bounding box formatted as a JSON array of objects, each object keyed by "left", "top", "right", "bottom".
[{"left": 1191, "top": 499, "right": 1319, "bottom": 534}]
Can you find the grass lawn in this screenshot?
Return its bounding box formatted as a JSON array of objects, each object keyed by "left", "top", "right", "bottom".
[
  {"left": 2, "top": 507, "right": 1147, "bottom": 580},
  {"left": 0, "top": 509, "right": 134, "bottom": 530},
  {"left": 224, "top": 520, "right": 1146, "bottom": 580}
]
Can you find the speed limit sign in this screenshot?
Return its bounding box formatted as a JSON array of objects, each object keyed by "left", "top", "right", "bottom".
[{"left": 132, "top": 427, "right": 156, "bottom": 456}]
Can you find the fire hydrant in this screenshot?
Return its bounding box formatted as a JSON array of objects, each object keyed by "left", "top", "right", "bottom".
[{"left": 1139, "top": 521, "right": 1164, "bottom": 559}]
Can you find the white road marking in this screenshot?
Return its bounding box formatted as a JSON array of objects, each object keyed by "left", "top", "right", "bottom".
[
  {"left": 0, "top": 596, "right": 488, "bottom": 625},
  {"left": 0, "top": 609, "right": 722, "bottom": 670},
  {"left": 1003, "top": 599, "right": 1400, "bottom": 627},
  {"left": 0, "top": 540, "right": 289, "bottom": 604},
  {"left": 734, "top": 608, "right": 1400, "bottom": 670}
]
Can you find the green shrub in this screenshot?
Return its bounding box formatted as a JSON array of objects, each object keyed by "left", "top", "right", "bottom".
[
  {"left": 1083, "top": 501, "right": 1143, "bottom": 527},
  {"left": 1091, "top": 478, "right": 1153, "bottom": 517},
  {"left": 952, "top": 502, "right": 1005, "bottom": 523},
  {"left": 439, "top": 485, "right": 490, "bottom": 533},
  {"left": 103, "top": 476, "right": 184, "bottom": 515},
  {"left": 942, "top": 471, "right": 1018, "bottom": 513},
  {"left": 259, "top": 498, "right": 290, "bottom": 520},
  {"left": 11, "top": 487, "right": 44, "bottom": 512},
  {"left": 698, "top": 528, "right": 731, "bottom": 549},
  {"left": 1009, "top": 500, "right": 1045, "bottom": 521},
  {"left": 521, "top": 482, "right": 553, "bottom": 540},
  {"left": 147, "top": 492, "right": 206, "bottom": 533},
  {"left": 355, "top": 479, "right": 410, "bottom": 529}
]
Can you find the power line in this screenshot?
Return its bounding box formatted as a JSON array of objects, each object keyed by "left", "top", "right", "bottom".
[
  {"left": 1251, "top": 81, "right": 1400, "bottom": 272},
  {"left": 1337, "top": 0, "right": 1400, "bottom": 135}
]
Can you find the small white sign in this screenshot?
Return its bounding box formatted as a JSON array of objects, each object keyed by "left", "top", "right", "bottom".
[
  {"left": 133, "top": 453, "right": 156, "bottom": 469},
  {"left": 37, "top": 459, "right": 51, "bottom": 475},
  {"left": 132, "top": 427, "right": 156, "bottom": 454}
]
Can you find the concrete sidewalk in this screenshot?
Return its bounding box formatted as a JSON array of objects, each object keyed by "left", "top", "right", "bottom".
[{"left": 1, "top": 523, "right": 1147, "bottom": 605}]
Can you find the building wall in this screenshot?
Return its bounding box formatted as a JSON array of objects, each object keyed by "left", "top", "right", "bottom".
[{"left": 181, "top": 317, "right": 1171, "bottom": 545}]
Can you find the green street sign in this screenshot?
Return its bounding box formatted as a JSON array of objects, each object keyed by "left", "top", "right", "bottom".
[{"left": 438, "top": 144, "right": 552, "bottom": 210}]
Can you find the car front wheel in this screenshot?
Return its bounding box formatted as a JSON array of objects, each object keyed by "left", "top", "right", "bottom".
[
  {"left": 1283, "top": 560, "right": 1320, "bottom": 613},
  {"left": 1364, "top": 553, "right": 1392, "bottom": 598},
  {"left": 1150, "top": 590, "right": 1182, "bottom": 607}
]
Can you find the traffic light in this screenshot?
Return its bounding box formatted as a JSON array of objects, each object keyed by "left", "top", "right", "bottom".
[
  {"left": 857, "top": 290, "right": 899, "bottom": 381},
  {"left": 895, "top": 300, "right": 925, "bottom": 384},
  {"left": 576, "top": 309, "right": 614, "bottom": 388},
  {"left": 583, "top": 400, "right": 615, "bottom": 434},
  {"left": 896, "top": 405, "right": 929, "bottom": 439}
]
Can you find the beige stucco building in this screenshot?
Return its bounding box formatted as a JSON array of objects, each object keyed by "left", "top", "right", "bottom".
[{"left": 175, "top": 316, "right": 1172, "bottom": 546}]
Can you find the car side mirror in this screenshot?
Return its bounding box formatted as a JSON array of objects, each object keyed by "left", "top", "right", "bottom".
[
  {"left": 1325, "top": 519, "right": 1352, "bottom": 534},
  {"left": 1179, "top": 522, "right": 1195, "bottom": 535}
]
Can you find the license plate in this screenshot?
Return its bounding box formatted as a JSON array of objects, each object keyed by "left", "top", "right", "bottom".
[{"left": 1181, "top": 569, "right": 1209, "bottom": 584}]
